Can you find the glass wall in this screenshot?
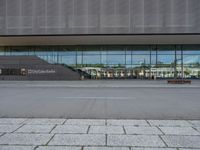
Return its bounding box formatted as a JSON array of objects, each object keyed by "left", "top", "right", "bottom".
[{"left": 1, "top": 45, "right": 200, "bottom": 79}]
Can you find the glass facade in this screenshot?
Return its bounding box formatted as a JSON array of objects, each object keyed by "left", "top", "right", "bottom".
[{"left": 1, "top": 45, "right": 200, "bottom": 79}]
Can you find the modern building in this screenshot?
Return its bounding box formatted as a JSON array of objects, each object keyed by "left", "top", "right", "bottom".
[{"left": 0, "top": 0, "right": 200, "bottom": 80}]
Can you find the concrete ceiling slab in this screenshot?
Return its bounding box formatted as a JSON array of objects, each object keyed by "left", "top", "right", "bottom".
[{"left": 0, "top": 35, "right": 200, "bottom": 46}]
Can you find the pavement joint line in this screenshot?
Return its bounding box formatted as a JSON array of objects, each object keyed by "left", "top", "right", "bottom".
[
  {"left": 11, "top": 123, "right": 25, "bottom": 133},
  {"left": 191, "top": 126, "right": 200, "bottom": 133},
  {"left": 87, "top": 125, "right": 91, "bottom": 134},
  {"left": 21, "top": 118, "right": 29, "bottom": 124},
  {"left": 106, "top": 134, "right": 108, "bottom": 146},
  {"left": 45, "top": 133, "right": 56, "bottom": 146},
  {"left": 146, "top": 120, "right": 152, "bottom": 127},
  {"left": 162, "top": 134, "right": 200, "bottom": 137},
  {"left": 49, "top": 124, "right": 57, "bottom": 134},
  {"left": 122, "top": 125, "right": 127, "bottom": 134},
  {"left": 156, "top": 126, "right": 165, "bottom": 135},
  {"left": 0, "top": 145, "right": 197, "bottom": 149},
  {"left": 12, "top": 132, "right": 199, "bottom": 136},
  {"left": 176, "top": 147, "right": 200, "bottom": 149},
  {"left": 0, "top": 133, "right": 6, "bottom": 138},
  {"left": 62, "top": 119, "right": 67, "bottom": 125},
  {"left": 188, "top": 120, "right": 200, "bottom": 126},
  {"left": 0, "top": 144, "right": 37, "bottom": 146},
  {"left": 33, "top": 145, "right": 39, "bottom": 150},
  {"left": 186, "top": 120, "right": 194, "bottom": 126},
  {"left": 158, "top": 134, "right": 169, "bottom": 147}
]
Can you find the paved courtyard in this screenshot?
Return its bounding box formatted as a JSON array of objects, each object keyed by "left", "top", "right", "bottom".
[
  {"left": 0, "top": 80, "right": 200, "bottom": 119},
  {"left": 0, "top": 118, "right": 200, "bottom": 150}
]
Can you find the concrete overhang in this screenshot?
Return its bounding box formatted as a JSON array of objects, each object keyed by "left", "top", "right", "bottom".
[{"left": 0, "top": 34, "right": 200, "bottom": 46}]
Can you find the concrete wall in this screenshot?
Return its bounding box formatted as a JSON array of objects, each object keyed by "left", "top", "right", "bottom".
[
  {"left": 0, "top": 56, "right": 81, "bottom": 80},
  {"left": 0, "top": 0, "right": 200, "bottom": 35}
]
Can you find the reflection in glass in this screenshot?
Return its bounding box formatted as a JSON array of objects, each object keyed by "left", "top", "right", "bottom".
[{"left": 0, "top": 45, "right": 200, "bottom": 79}]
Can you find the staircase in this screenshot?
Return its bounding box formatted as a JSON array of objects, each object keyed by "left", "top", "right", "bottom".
[
  {"left": 60, "top": 64, "right": 92, "bottom": 79},
  {"left": 0, "top": 56, "right": 83, "bottom": 80}
]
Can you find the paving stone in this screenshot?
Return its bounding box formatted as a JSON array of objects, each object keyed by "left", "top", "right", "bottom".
[
  {"left": 0, "top": 118, "right": 26, "bottom": 124},
  {"left": 65, "top": 119, "right": 105, "bottom": 125},
  {"left": 148, "top": 120, "right": 192, "bottom": 127},
  {"left": 107, "top": 135, "right": 165, "bottom": 147},
  {"left": 189, "top": 121, "right": 200, "bottom": 126},
  {"left": 15, "top": 125, "right": 55, "bottom": 133},
  {"left": 84, "top": 147, "right": 129, "bottom": 150},
  {"left": 0, "top": 146, "right": 35, "bottom": 150},
  {"left": 0, "top": 125, "right": 21, "bottom": 133},
  {"left": 51, "top": 125, "right": 88, "bottom": 134},
  {"left": 107, "top": 120, "right": 149, "bottom": 126},
  {"left": 89, "top": 126, "right": 124, "bottom": 134},
  {"left": 36, "top": 146, "right": 82, "bottom": 150},
  {"left": 162, "top": 135, "right": 200, "bottom": 148},
  {"left": 131, "top": 148, "right": 176, "bottom": 150},
  {"left": 0, "top": 133, "right": 53, "bottom": 145},
  {"left": 26, "top": 119, "right": 65, "bottom": 125},
  {"left": 124, "top": 126, "right": 162, "bottom": 135},
  {"left": 49, "top": 134, "right": 105, "bottom": 146},
  {"left": 159, "top": 127, "right": 200, "bottom": 135}
]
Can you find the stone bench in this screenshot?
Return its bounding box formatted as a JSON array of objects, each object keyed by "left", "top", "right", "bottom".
[{"left": 167, "top": 79, "right": 191, "bottom": 84}]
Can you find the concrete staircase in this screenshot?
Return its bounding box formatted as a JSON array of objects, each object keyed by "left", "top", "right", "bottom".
[{"left": 0, "top": 56, "right": 81, "bottom": 80}]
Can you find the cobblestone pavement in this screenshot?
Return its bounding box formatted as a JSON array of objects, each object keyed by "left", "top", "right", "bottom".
[{"left": 0, "top": 118, "right": 200, "bottom": 150}]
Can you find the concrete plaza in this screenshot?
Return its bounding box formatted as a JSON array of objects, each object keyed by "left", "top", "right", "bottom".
[
  {"left": 0, "top": 118, "right": 200, "bottom": 150},
  {"left": 0, "top": 80, "right": 200, "bottom": 119},
  {"left": 0, "top": 81, "right": 200, "bottom": 149}
]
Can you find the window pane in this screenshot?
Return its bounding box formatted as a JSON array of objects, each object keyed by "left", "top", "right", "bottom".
[
  {"left": 183, "top": 51, "right": 200, "bottom": 55},
  {"left": 183, "top": 55, "right": 200, "bottom": 65},
  {"left": 107, "top": 54, "right": 125, "bottom": 65},
  {"left": 132, "top": 55, "right": 150, "bottom": 65},
  {"left": 83, "top": 55, "right": 100, "bottom": 64},
  {"left": 157, "top": 55, "right": 175, "bottom": 64}
]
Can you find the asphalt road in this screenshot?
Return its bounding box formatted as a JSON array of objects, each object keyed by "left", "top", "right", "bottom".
[{"left": 0, "top": 81, "right": 200, "bottom": 119}]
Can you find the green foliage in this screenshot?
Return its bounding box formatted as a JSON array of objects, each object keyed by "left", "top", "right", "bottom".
[{"left": 184, "top": 68, "right": 191, "bottom": 76}]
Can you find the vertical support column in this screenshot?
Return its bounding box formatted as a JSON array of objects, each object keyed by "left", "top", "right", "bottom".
[
  {"left": 131, "top": 47, "right": 133, "bottom": 78},
  {"left": 100, "top": 46, "right": 105, "bottom": 79},
  {"left": 149, "top": 45, "right": 152, "bottom": 79},
  {"left": 106, "top": 46, "right": 108, "bottom": 79},
  {"left": 81, "top": 47, "right": 84, "bottom": 80},
  {"left": 155, "top": 45, "right": 158, "bottom": 79},
  {"left": 174, "top": 45, "right": 177, "bottom": 79},
  {"left": 181, "top": 46, "right": 184, "bottom": 80},
  {"left": 81, "top": 47, "right": 83, "bottom": 68},
  {"left": 125, "top": 46, "right": 127, "bottom": 78},
  {"left": 100, "top": 46, "right": 102, "bottom": 65},
  {"left": 57, "top": 49, "right": 59, "bottom": 64},
  {"left": 75, "top": 47, "right": 78, "bottom": 69}
]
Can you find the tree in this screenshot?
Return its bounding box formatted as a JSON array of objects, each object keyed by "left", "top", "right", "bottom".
[
  {"left": 184, "top": 68, "right": 191, "bottom": 77},
  {"left": 198, "top": 71, "right": 200, "bottom": 78}
]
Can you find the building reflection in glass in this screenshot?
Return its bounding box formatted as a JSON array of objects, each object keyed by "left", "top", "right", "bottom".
[{"left": 0, "top": 45, "right": 200, "bottom": 79}]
